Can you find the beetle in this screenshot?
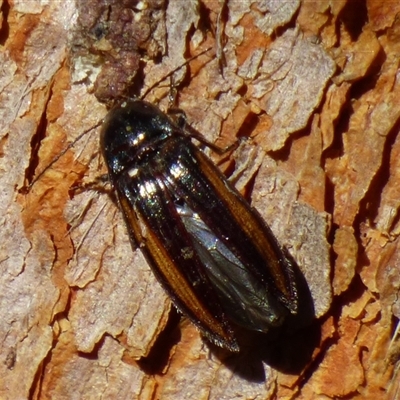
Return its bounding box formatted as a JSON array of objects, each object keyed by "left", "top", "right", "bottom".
[{"left": 100, "top": 99, "right": 298, "bottom": 352}]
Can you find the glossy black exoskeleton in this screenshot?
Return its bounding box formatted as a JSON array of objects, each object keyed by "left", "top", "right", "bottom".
[{"left": 100, "top": 100, "right": 298, "bottom": 352}]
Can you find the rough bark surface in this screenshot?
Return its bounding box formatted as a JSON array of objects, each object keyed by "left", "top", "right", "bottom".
[{"left": 1, "top": 1, "right": 399, "bottom": 399}]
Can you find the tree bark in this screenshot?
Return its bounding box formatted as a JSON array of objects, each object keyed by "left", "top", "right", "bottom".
[{"left": 1, "top": 1, "right": 399, "bottom": 399}]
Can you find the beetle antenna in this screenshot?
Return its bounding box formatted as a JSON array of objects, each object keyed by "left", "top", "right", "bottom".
[
  {"left": 24, "top": 120, "right": 102, "bottom": 192},
  {"left": 140, "top": 47, "right": 213, "bottom": 100},
  {"left": 24, "top": 47, "right": 213, "bottom": 192}
]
